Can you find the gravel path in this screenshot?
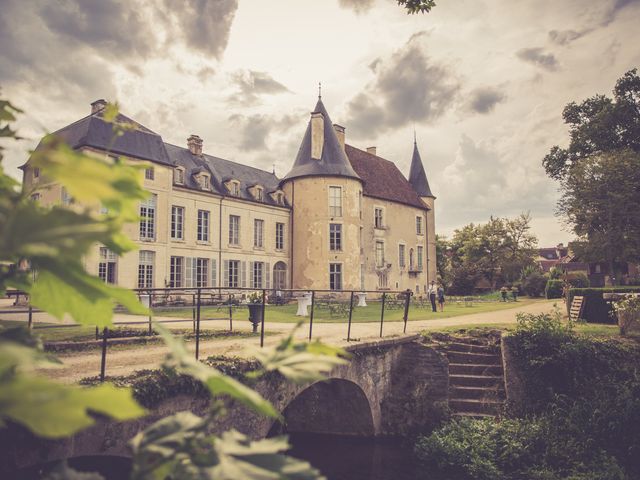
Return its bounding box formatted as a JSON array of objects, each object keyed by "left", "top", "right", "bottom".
[{"left": 38, "top": 300, "right": 559, "bottom": 384}]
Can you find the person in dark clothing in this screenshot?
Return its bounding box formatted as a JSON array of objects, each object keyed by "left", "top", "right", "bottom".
[
  {"left": 428, "top": 281, "right": 437, "bottom": 312},
  {"left": 437, "top": 285, "right": 445, "bottom": 312}
]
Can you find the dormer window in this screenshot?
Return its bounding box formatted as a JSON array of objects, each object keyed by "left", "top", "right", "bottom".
[
  {"left": 277, "top": 193, "right": 284, "bottom": 205},
  {"left": 174, "top": 167, "right": 185, "bottom": 185},
  {"left": 195, "top": 172, "right": 210, "bottom": 190},
  {"left": 225, "top": 180, "right": 240, "bottom": 196},
  {"left": 256, "top": 187, "right": 263, "bottom": 202},
  {"left": 269, "top": 189, "right": 285, "bottom": 205}
]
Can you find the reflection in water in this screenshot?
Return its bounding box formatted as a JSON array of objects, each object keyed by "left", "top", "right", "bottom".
[{"left": 288, "top": 433, "right": 423, "bottom": 480}]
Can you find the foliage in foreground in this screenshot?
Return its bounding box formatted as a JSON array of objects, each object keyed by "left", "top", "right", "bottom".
[{"left": 415, "top": 311, "right": 640, "bottom": 479}]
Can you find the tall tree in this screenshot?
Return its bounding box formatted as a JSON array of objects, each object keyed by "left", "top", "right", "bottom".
[
  {"left": 559, "top": 149, "right": 640, "bottom": 282},
  {"left": 543, "top": 68, "right": 640, "bottom": 180}
]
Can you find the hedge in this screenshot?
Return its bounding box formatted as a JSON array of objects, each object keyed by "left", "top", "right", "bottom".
[
  {"left": 568, "top": 287, "right": 640, "bottom": 324},
  {"left": 545, "top": 279, "right": 564, "bottom": 299}
]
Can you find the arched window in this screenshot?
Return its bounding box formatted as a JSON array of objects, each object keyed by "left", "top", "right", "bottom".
[{"left": 273, "top": 262, "right": 287, "bottom": 290}]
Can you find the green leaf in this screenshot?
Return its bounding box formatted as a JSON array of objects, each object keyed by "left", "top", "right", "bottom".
[
  {"left": 0, "top": 377, "right": 146, "bottom": 438},
  {"left": 155, "top": 324, "right": 279, "bottom": 419},
  {"left": 248, "top": 323, "right": 349, "bottom": 384}
]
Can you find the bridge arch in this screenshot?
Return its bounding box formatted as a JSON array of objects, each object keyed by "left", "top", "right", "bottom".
[{"left": 269, "top": 378, "right": 375, "bottom": 437}]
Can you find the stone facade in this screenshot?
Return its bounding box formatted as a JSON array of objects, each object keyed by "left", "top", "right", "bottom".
[{"left": 21, "top": 98, "right": 437, "bottom": 293}]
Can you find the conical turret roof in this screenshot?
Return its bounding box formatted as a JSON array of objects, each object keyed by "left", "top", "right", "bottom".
[
  {"left": 408, "top": 140, "right": 435, "bottom": 198},
  {"left": 282, "top": 98, "right": 360, "bottom": 182}
]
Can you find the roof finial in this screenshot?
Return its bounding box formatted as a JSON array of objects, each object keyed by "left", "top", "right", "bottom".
[
  {"left": 272, "top": 163, "right": 276, "bottom": 175},
  {"left": 413, "top": 127, "right": 417, "bottom": 145},
  {"left": 318, "top": 82, "right": 322, "bottom": 99}
]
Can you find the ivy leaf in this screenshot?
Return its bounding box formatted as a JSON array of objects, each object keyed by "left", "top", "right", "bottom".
[
  {"left": 0, "top": 326, "right": 59, "bottom": 376},
  {"left": 155, "top": 324, "right": 279, "bottom": 419},
  {"left": 0, "top": 377, "right": 146, "bottom": 438},
  {"left": 249, "top": 323, "right": 349, "bottom": 384}
]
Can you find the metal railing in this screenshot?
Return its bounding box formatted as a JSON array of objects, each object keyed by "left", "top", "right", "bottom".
[{"left": 2, "top": 287, "right": 414, "bottom": 381}]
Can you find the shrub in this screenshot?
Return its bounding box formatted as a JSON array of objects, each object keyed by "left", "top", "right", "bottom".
[
  {"left": 545, "top": 279, "right": 564, "bottom": 299},
  {"left": 521, "top": 272, "right": 547, "bottom": 297},
  {"left": 568, "top": 287, "right": 640, "bottom": 324},
  {"left": 567, "top": 272, "right": 590, "bottom": 288}
]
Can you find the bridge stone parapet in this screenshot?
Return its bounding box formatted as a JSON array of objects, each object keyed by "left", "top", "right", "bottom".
[{"left": 1, "top": 335, "right": 449, "bottom": 474}]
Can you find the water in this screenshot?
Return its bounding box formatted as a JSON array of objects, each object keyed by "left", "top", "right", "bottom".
[{"left": 288, "top": 433, "right": 424, "bottom": 480}]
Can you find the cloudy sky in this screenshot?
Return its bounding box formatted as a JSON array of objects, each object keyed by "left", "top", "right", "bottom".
[{"left": 1, "top": 0, "right": 639, "bottom": 246}]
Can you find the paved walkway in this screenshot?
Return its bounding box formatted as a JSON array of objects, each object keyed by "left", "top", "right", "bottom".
[{"left": 34, "top": 300, "right": 559, "bottom": 384}]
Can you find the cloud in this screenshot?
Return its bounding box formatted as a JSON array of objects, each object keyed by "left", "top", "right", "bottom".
[
  {"left": 548, "top": 29, "right": 587, "bottom": 46},
  {"left": 337, "top": 0, "right": 375, "bottom": 14},
  {"left": 516, "top": 47, "right": 559, "bottom": 71},
  {"left": 468, "top": 87, "right": 506, "bottom": 114},
  {"left": 163, "top": 0, "right": 239, "bottom": 59},
  {"left": 229, "top": 113, "right": 298, "bottom": 151},
  {"left": 344, "top": 33, "right": 459, "bottom": 138},
  {"left": 228, "top": 70, "right": 291, "bottom": 106}
]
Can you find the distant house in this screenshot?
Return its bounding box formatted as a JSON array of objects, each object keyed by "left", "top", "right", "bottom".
[{"left": 537, "top": 244, "right": 639, "bottom": 287}]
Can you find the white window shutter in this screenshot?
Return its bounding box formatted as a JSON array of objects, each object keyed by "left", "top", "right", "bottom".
[
  {"left": 211, "top": 259, "right": 217, "bottom": 288},
  {"left": 249, "top": 261, "right": 254, "bottom": 288},
  {"left": 241, "top": 261, "right": 247, "bottom": 288},
  {"left": 223, "top": 260, "right": 229, "bottom": 288},
  {"left": 265, "top": 263, "right": 271, "bottom": 290}
]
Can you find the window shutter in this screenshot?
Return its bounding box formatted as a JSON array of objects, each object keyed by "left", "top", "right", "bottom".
[
  {"left": 185, "top": 258, "right": 193, "bottom": 288},
  {"left": 211, "top": 259, "right": 217, "bottom": 288},
  {"left": 241, "top": 261, "right": 247, "bottom": 288},
  {"left": 249, "top": 261, "right": 254, "bottom": 288},
  {"left": 223, "top": 260, "right": 229, "bottom": 288},
  {"left": 265, "top": 263, "right": 271, "bottom": 290}
]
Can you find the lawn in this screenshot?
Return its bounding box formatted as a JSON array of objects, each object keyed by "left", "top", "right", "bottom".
[
  {"left": 152, "top": 298, "right": 543, "bottom": 324},
  {"left": 421, "top": 321, "right": 625, "bottom": 338}
]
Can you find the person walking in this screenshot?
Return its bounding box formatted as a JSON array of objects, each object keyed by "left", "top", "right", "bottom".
[
  {"left": 428, "top": 281, "right": 437, "bottom": 312},
  {"left": 512, "top": 285, "right": 519, "bottom": 302},
  {"left": 437, "top": 284, "right": 445, "bottom": 312},
  {"left": 500, "top": 286, "right": 508, "bottom": 302}
]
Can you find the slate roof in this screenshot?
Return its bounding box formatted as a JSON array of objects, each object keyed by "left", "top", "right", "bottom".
[
  {"left": 165, "top": 143, "right": 287, "bottom": 207},
  {"left": 34, "top": 110, "right": 172, "bottom": 165},
  {"left": 282, "top": 98, "right": 360, "bottom": 182},
  {"left": 345, "top": 144, "right": 428, "bottom": 210},
  {"left": 408, "top": 141, "right": 435, "bottom": 198}
]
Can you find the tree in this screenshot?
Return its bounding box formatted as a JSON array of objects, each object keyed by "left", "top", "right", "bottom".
[
  {"left": 543, "top": 68, "right": 640, "bottom": 180},
  {"left": 435, "top": 234, "right": 450, "bottom": 284},
  {"left": 558, "top": 149, "right": 640, "bottom": 282},
  {"left": 398, "top": 0, "right": 437, "bottom": 14}
]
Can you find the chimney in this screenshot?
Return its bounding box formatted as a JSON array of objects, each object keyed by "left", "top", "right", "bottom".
[
  {"left": 187, "top": 134, "right": 203, "bottom": 156},
  {"left": 91, "top": 99, "right": 107, "bottom": 114},
  {"left": 333, "top": 124, "right": 345, "bottom": 151},
  {"left": 366, "top": 146, "right": 377, "bottom": 156},
  {"left": 310, "top": 112, "right": 324, "bottom": 160}
]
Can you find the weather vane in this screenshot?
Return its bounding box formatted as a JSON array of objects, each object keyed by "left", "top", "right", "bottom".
[{"left": 318, "top": 82, "right": 322, "bottom": 99}]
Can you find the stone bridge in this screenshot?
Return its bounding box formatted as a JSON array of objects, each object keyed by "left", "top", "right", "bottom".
[{"left": 2, "top": 336, "right": 449, "bottom": 473}]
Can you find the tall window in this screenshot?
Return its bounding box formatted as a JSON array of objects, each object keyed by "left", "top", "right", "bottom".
[
  {"left": 170, "top": 256, "right": 183, "bottom": 287},
  {"left": 329, "top": 223, "right": 342, "bottom": 251},
  {"left": 139, "top": 194, "right": 156, "bottom": 240},
  {"left": 98, "top": 247, "right": 117, "bottom": 284},
  {"left": 399, "top": 244, "right": 406, "bottom": 268},
  {"left": 174, "top": 168, "right": 184, "bottom": 184},
  {"left": 275, "top": 223, "right": 285, "bottom": 250},
  {"left": 374, "top": 208, "right": 384, "bottom": 229},
  {"left": 197, "top": 210, "right": 209, "bottom": 242},
  {"left": 329, "top": 263, "right": 342, "bottom": 291},
  {"left": 171, "top": 206, "right": 185, "bottom": 240},
  {"left": 228, "top": 260, "right": 239, "bottom": 287},
  {"left": 256, "top": 187, "right": 264, "bottom": 201},
  {"left": 196, "top": 258, "right": 208, "bottom": 288},
  {"left": 375, "top": 241, "right": 385, "bottom": 267},
  {"left": 252, "top": 262, "right": 264, "bottom": 288},
  {"left": 409, "top": 248, "right": 414, "bottom": 269},
  {"left": 254, "top": 219, "right": 264, "bottom": 248},
  {"left": 378, "top": 272, "right": 388, "bottom": 289},
  {"left": 229, "top": 181, "right": 240, "bottom": 196},
  {"left": 229, "top": 215, "right": 240, "bottom": 245},
  {"left": 416, "top": 216, "right": 423, "bottom": 235},
  {"left": 329, "top": 186, "right": 342, "bottom": 217},
  {"left": 138, "top": 250, "right": 154, "bottom": 288},
  {"left": 145, "top": 167, "right": 154, "bottom": 180},
  {"left": 417, "top": 246, "right": 424, "bottom": 271}
]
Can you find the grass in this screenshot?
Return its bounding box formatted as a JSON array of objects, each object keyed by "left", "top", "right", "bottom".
[
  {"left": 420, "top": 321, "right": 626, "bottom": 338},
  {"left": 151, "top": 297, "right": 544, "bottom": 324}
]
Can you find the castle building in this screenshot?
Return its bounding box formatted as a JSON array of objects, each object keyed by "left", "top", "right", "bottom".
[{"left": 22, "top": 97, "right": 437, "bottom": 293}]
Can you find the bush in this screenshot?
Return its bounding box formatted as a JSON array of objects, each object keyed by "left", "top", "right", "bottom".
[
  {"left": 521, "top": 272, "right": 547, "bottom": 297},
  {"left": 567, "top": 272, "right": 590, "bottom": 288},
  {"left": 545, "top": 279, "right": 564, "bottom": 299},
  {"left": 568, "top": 287, "right": 640, "bottom": 324}
]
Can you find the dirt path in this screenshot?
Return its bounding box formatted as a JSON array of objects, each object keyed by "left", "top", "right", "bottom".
[{"left": 38, "top": 300, "right": 558, "bottom": 383}]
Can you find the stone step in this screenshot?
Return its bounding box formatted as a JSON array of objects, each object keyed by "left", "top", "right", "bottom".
[
  {"left": 449, "top": 398, "right": 503, "bottom": 415},
  {"left": 445, "top": 336, "right": 490, "bottom": 346},
  {"left": 445, "top": 342, "right": 498, "bottom": 354},
  {"left": 449, "top": 374, "right": 504, "bottom": 387},
  {"left": 451, "top": 411, "right": 497, "bottom": 420},
  {"left": 450, "top": 385, "right": 505, "bottom": 400},
  {"left": 449, "top": 363, "right": 503, "bottom": 376},
  {"left": 447, "top": 351, "right": 502, "bottom": 365}
]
